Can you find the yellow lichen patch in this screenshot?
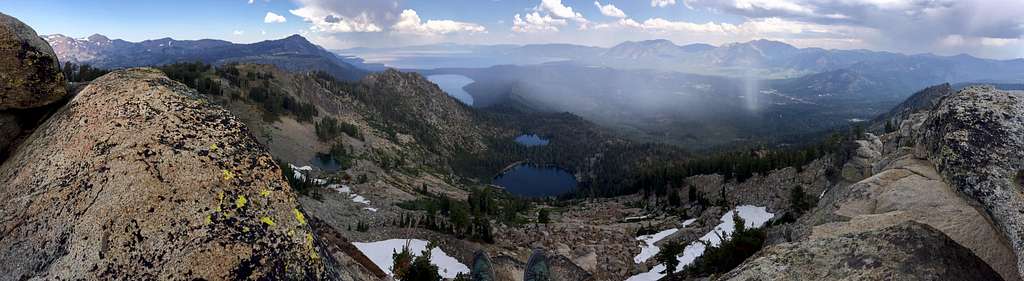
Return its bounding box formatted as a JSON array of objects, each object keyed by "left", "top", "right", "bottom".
[
  {"left": 222, "top": 170, "right": 235, "bottom": 180},
  {"left": 205, "top": 214, "right": 212, "bottom": 225},
  {"left": 293, "top": 209, "right": 306, "bottom": 225},
  {"left": 305, "top": 233, "right": 320, "bottom": 260},
  {"left": 242, "top": 226, "right": 250, "bottom": 232},
  {"left": 260, "top": 190, "right": 271, "bottom": 197},
  {"left": 215, "top": 192, "right": 225, "bottom": 212},
  {"left": 210, "top": 143, "right": 218, "bottom": 151},
  {"left": 305, "top": 233, "right": 314, "bottom": 249},
  {"left": 260, "top": 216, "right": 276, "bottom": 226},
  {"left": 288, "top": 229, "right": 296, "bottom": 237},
  {"left": 235, "top": 195, "right": 247, "bottom": 209}
]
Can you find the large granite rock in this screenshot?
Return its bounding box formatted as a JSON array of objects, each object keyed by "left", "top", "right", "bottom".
[
  {"left": 0, "top": 112, "right": 18, "bottom": 157},
  {"left": 0, "top": 12, "right": 67, "bottom": 110},
  {"left": 722, "top": 221, "right": 1004, "bottom": 281},
  {"left": 916, "top": 86, "right": 1024, "bottom": 279},
  {"left": 0, "top": 69, "right": 330, "bottom": 280},
  {"left": 811, "top": 151, "right": 1019, "bottom": 280}
]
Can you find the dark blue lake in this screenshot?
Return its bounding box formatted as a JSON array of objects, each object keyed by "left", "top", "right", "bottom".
[
  {"left": 312, "top": 154, "right": 342, "bottom": 172},
  {"left": 515, "top": 134, "right": 549, "bottom": 146},
  {"left": 493, "top": 164, "right": 577, "bottom": 197},
  {"left": 427, "top": 74, "right": 475, "bottom": 106}
]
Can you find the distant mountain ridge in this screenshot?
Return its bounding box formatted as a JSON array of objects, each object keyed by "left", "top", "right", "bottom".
[
  {"left": 343, "top": 39, "right": 1024, "bottom": 84},
  {"left": 44, "top": 34, "right": 366, "bottom": 80}
]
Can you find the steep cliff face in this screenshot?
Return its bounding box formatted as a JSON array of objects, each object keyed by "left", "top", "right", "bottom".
[{"left": 0, "top": 69, "right": 331, "bottom": 280}]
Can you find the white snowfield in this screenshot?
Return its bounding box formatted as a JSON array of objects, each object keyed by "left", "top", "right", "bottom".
[
  {"left": 329, "top": 184, "right": 377, "bottom": 212},
  {"left": 352, "top": 239, "right": 470, "bottom": 279},
  {"left": 625, "top": 205, "right": 774, "bottom": 281},
  {"left": 632, "top": 218, "right": 699, "bottom": 264}
]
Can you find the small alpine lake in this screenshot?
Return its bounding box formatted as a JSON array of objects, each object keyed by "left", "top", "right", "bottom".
[
  {"left": 514, "top": 134, "right": 550, "bottom": 146},
  {"left": 493, "top": 163, "right": 577, "bottom": 198}
]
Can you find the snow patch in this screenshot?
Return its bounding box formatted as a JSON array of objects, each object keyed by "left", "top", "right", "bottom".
[
  {"left": 682, "top": 218, "right": 698, "bottom": 227},
  {"left": 626, "top": 205, "right": 774, "bottom": 281},
  {"left": 328, "top": 184, "right": 374, "bottom": 211},
  {"left": 634, "top": 228, "right": 679, "bottom": 263},
  {"left": 352, "top": 239, "right": 469, "bottom": 279},
  {"left": 633, "top": 218, "right": 701, "bottom": 264}
]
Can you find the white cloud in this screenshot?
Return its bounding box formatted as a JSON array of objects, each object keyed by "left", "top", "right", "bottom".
[
  {"left": 392, "top": 9, "right": 486, "bottom": 36},
  {"left": 290, "top": 6, "right": 383, "bottom": 32},
  {"left": 537, "top": 0, "right": 587, "bottom": 23},
  {"left": 512, "top": 12, "right": 567, "bottom": 33},
  {"left": 233, "top": 30, "right": 245, "bottom": 36},
  {"left": 733, "top": 0, "right": 816, "bottom": 16},
  {"left": 652, "top": 0, "right": 676, "bottom": 7},
  {"left": 636, "top": 18, "right": 739, "bottom": 33},
  {"left": 981, "top": 37, "right": 1019, "bottom": 47},
  {"left": 264, "top": 12, "right": 287, "bottom": 23},
  {"left": 594, "top": 1, "right": 626, "bottom": 18},
  {"left": 248, "top": 0, "right": 254, "bottom": 4},
  {"left": 288, "top": 0, "right": 401, "bottom": 33}
]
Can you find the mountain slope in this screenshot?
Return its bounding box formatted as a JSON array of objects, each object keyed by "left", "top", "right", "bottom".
[{"left": 44, "top": 34, "right": 366, "bottom": 80}]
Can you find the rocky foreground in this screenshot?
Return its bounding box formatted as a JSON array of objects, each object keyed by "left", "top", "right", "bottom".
[
  {"left": 0, "top": 13, "right": 333, "bottom": 280},
  {"left": 719, "top": 85, "right": 1024, "bottom": 281}
]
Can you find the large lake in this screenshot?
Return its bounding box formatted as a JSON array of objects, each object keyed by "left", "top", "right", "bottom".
[
  {"left": 493, "top": 164, "right": 577, "bottom": 198},
  {"left": 427, "top": 74, "right": 475, "bottom": 106}
]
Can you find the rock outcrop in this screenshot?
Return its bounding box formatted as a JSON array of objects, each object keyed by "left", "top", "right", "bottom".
[
  {"left": 722, "top": 221, "right": 1004, "bottom": 281},
  {"left": 0, "top": 69, "right": 330, "bottom": 280},
  {"left": 916, "top": 85, "right": 1024, "bottom": 278},
  {"left": 810, "top": 150, "right": 1018, "bottom": 280},
  {"left": 840, "top": 133, "right": 882, "bottom": 182},
  {"left": 0, "top": 12, "right": 70, "bottom": 161},
  {"left": 726, "top": 85, "right": 1024, "bottom": 281},
  {"left": 0, "top": 12, "right": 66, "bottom": 110}
]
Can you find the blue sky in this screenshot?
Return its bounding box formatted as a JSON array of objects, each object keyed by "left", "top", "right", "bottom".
[{"left": 3, "top": 0, "right": 1023, "bottom": 59}]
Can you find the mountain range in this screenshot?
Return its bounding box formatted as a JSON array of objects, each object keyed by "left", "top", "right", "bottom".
[
  {"left": 44, "top": 34, "right": 366, "bottom": 80},
  {"left": 343, "top": 38, "right": 1024, "bottom": 83}
]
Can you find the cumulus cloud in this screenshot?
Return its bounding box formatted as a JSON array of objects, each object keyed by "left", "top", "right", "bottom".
[
  {"left": 651, "top": 0, "right": 676, "bottom": 7},
  {"left": 264, "top": 12, "right": 287, "bottom": 23},
  {"left": 537, "top": 0, "right": 587, "bottom": 23},
  {"left": 289, "top": 0, "right": 401, "bottom": 33},
  {"left": 594, "top": 1, "right": 626, "bottom": 18},
  {"left": 392, "top": 9, "right": 486, "bottom": 36},
  {"left": 512, "top": 12, "right": 567, "bottom": 33},
  {"left": 233, "top": 30, "right": 245, "bottom": 35}
]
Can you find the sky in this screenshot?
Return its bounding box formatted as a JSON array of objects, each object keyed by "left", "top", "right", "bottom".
[{"left": 3, "top": 0, "right": 1023, "bottom": 59}]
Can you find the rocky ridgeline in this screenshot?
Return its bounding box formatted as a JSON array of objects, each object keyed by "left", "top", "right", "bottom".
[
  {"left": 0, "top": 13, "right": 332, "bottom": 280},
  {"left": 724, "top": 85, "right": 1024, "bottom": 280}
]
